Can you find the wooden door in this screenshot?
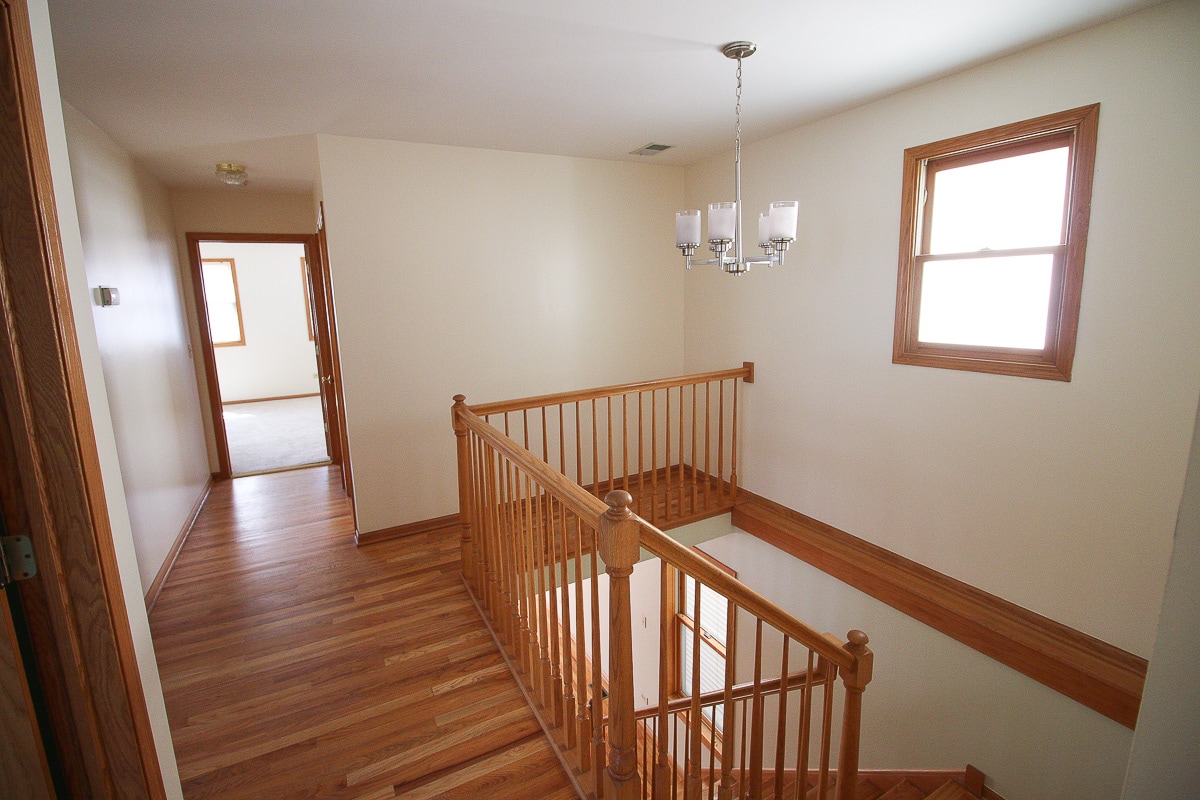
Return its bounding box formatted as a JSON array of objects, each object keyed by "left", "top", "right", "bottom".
[
  {"left": 0, "top": 587, "right": 56, "bottom": 799},
  {"left": 313, "top": 206, "right": 354, "bottom": 501},
  {"left": 302, "top": 247, "right": 335, "bottom": 461},
  {"left": 0, "top": 1, "right": 165, "bottom": 795}
]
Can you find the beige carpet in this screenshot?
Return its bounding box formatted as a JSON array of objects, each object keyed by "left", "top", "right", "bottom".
[{"left": 223, "top": 396, "right": 330, "bottom": 475}]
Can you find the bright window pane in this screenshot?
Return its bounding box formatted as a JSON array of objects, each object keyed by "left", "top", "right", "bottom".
[
  {"left": 208, "top": 304, "right": 242, "bottom": 344},
  {"left": 918, "top": 254, "right": 1053, "bottom": 348},
  {"left": 202, "top": 260, "right": 243, "bottom": 344},
  {"left": 680, "top": 631, "right": 726, "bottom": 731},
  {"left": 683, "top": 576, "right": 727, "bottom": 644},
  {"left": 928, "top": 147, "right": 1069, "bottom": 254}
]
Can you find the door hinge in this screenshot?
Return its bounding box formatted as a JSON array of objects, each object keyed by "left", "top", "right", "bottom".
[{"left": 0, "top": 536, "right": 37, "bottom": 588}]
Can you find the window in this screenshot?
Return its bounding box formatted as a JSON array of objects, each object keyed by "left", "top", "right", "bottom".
[
  {"left": 201, "top": 258, "right": 246, "bottom": 346},
  {"left": 893, "top": 104, "right": 1099, "bottom": 380},
  {"left": 670, "top": 552, "right": 735, "bottom": 749}
]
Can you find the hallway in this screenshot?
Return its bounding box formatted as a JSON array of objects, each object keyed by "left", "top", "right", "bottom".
[{"left": 148, "top": 466, "right": 577, "bottom": 799}]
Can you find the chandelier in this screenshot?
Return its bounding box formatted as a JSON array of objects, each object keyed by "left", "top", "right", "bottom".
[{"left": 675, "top": 42, "right": 798, "bottom": 275}]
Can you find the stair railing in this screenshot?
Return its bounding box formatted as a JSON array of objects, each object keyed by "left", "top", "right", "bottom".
[
  {"left": 463, "top": 364, "right": 754, "bottom": 530},
  {"left": 452, "top": 368, "right": 871, "bottom": 800}
]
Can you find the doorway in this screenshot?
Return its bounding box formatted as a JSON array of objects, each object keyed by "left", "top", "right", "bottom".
[{"left": 188, "top": 233, "right": 340, "bottom": 479}]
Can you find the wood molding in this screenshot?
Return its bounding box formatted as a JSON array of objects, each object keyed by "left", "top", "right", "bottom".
[
  {"left": 355, "top": 513, "right": 461, "bottom": 546},
  {"left": 185, "top": 232, "right": 321, "bottom": 482},
  {"left": 0, "top": 1, "right": 164, "bottom": 794},
  {"left": 144, "top": 478, "right": 212, "bottom": 612},
  {"left": 222, "top": 392, "right": 320, "bottom": 405},
  {"left": 732, "top": 491, "right": 1147, "bottom": 728}
]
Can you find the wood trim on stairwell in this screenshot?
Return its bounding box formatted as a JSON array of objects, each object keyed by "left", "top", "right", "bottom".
[
  {"left": 144, "top": 478, "right": 212, "bottom": 612},
  {"left": 732, "top": 491, "right": 1147, "bottom": 729},
  {"left": 355, "top": 513, "right": 461, "bottom": 546}
]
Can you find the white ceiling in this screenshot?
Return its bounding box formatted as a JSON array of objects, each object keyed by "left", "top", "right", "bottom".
[{"left": 48, "top": 0, "right": 1161, "bottom": 192}]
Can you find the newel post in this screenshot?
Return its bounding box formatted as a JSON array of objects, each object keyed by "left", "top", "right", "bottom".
[
  {"left": 451, "top": 395, "right": 475, "bottom": 585},
  {"left": 835, "top": 630, "right": 873, "bottom": 800},
  {"left": 599, "top": 490, "right": 642, "bottom": 800}
]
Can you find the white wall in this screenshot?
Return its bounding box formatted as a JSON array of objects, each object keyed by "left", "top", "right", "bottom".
[
  {"left": 31, "top": 1, "right": 183, "bottom": 795},
  {"left": 699, "top": 528, "right": 1133, "bottom": 800},
  {"left": 61, "top": 104, "right": 211, "bottom": 592},
  {"left": 677, "top": 5, "right": 1200, "bottom": 797},
  {"left": 684, "top": 1, "right": 1200, "bottom": 659},
  {"left": 317, "top": 136, "right": 686, "bottom": 533},
  {"left": 168, "top": 189, "right": 316, "bottom": 468},
  {"left": 1122, "top": 403, "right": 1200, "bottom": 797},
  {"left": 198, "top": 240, "right": 318, "bottom": 402}
]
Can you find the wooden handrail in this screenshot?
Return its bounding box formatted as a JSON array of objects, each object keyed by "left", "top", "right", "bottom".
[
  {"left": 452, "top": 365, "right": 870, "bottom": 800},
  {"left": 466, "top": 363, "right": 754, "bottom": 417},
  {"left": 637, "top": 522, "right": 855, "bottom": 669},
  {"left": 628, "top": 667, "right": 832, "bottom": 721},
  {"left": 455, "top": 402, "right": 608, "bottom": 523}
]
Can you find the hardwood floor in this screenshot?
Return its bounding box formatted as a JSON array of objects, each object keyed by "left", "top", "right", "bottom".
[{"left": 149, "top": 466, "right": 578, "bottom": 799}]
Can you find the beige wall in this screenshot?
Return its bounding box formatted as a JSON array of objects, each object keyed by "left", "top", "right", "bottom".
[
  {"left": 61, "top": 103, "right": 211, "bottom": 592},
  {"left": 1122, "top": 402, "right": 1200, "bottom": 797},
  {"left": 30, "top": 0, "right": 183, "bottom": 795},
  {"left": 684, "top": 1, "right": 1200, "bottom": 657},
  {"left": 199, "top": 240, "right": 318, "bottom": 402},
  {"left": 168, "top": 189, "right": 316, "bottom": 467},
  {"left": 678, "top": 5, "right": 1200, "bottom": 797},
  {"left": 316, "top": 135, "right": 687, "bottom": 533},
  {"left": 699, "top": 528, "right": 1134, "bottom": 799}
]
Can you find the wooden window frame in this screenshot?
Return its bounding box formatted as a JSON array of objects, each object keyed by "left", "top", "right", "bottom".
[
  {"left": 668, "top": 551, "right": 736, "bottom": 754},
  {"left": 893, "top": 104, "right": 1099, "bottom": 381},
  {"left": 200, "top": 257, "right": 246, "bottom": 347}
]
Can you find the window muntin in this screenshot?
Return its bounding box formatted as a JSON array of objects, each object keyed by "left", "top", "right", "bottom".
[
  {"left": 893, "top": 104, "right": 1099, "bottom": 380},
  {"left": 201, "top": 258, "right": 246, "bottom": 347}
]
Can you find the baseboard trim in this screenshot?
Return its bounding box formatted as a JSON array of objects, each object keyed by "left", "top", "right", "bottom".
[
  {"left": 732, "top": 491, "right": 1147, "bottom": 729},
  {"left": 221, "top": 392, "right": 321, "bottom": 405},
  {"left": 145, "top": 477, "right": 212, "bottom": 612},
  {"left": 355, "top": 513, "right": 460, "bottom": 546}
]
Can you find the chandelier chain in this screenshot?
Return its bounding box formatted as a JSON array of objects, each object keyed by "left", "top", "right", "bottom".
[{"left": 734, "top": 57, "right": 743, "bottom": 164}]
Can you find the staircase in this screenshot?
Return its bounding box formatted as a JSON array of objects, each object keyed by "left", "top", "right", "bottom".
[{"left": 450, "top": 366, "right": 1004, "bottom": 800}]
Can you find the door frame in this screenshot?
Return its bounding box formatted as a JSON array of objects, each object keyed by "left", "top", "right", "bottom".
[
  {"left": 186, "top": 232, "right": 345, "bottom": 481},
  {"left": 315, "top": 203, "right": 353, "bottom": 499},
  {"left": 0, "top": 0, "right": 165, "bottom": 795}
]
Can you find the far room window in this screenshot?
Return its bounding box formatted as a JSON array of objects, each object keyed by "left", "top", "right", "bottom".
[
  {"left": 671, "top": 552, "right": 735, "bottom": 751},
  {"left": 201, "top": 258, "right": 246, "bottom": 346},
  {"left": 893, "top": 104, "right": 1099, "bottom": 380}
]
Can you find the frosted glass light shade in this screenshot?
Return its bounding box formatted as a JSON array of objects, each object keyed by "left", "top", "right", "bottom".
[
  {"left": 676, "top": 210, "right": 701, "bottom": 246},
  {"left": 708, "top": 202, "right": 736, "bottom": 242},
  {"left": 758, "top": 212, "right": 770, "bottom": 246},
  {"left": 769, "top": 201, "right": 798, "bottom": 240}
]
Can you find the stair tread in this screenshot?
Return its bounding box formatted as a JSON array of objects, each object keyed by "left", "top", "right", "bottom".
[
  {"left": 925, "top": 781, "right": 976, "bottom": 800},
  {"left": 876, "top": 780, "right": 929, "bottom": 800},
  {"left": 857, "top": 777, "right": 886, "bottom": 800}
]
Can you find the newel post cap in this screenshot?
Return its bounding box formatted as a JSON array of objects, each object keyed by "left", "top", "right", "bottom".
[
  {"left": 599, "top": 491, "right": 639, "bottom": 569},
  {"left": 844, "top": 629, "right": 873, "bottom": 688}
]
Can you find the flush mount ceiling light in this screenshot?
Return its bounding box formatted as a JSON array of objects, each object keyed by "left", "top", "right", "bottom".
[
  {"left": 215, "top": 162, "right": 248, "bottom": 186},
  {"left": 675, "top": 42, "right": 798, "bottom": 275}
]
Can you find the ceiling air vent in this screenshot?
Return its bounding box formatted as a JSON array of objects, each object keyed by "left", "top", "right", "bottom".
[{"left": 630, "top": 143, "right": 672, "bottom": 156}]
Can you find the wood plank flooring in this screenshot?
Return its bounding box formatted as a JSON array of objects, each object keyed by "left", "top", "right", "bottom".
[{"left": 149, "top": 466, "right": 577, "bottom": 799}]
